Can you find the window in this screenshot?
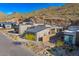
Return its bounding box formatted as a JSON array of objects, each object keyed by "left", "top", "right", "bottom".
[
  {"left": 48, "top": 32, "right": 51, "bottom": 34},
  {"left": 69, "top": 36, "right": 74, "bottom": 44},
  {"left": 51, "top": 29, "right": 55, "bottom": 34},
  {"left": 0, "top": 24, "right": 1, "bottom": 27},
  {"left": 64, "top": 35, "right": 74, "bottom": 45},
  {"left": 58, "top": 29, "right": 62, "bottom": 32},
  {"left": 39, "top": 37, "right": 43, "bottom": 41}
]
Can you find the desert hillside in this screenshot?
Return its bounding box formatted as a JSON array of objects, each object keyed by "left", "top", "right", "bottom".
[
  {"left": 0, "top": 4, "right": 79, "bottom": 26},
  {"left": 24, "top": 4, "right": 79, "bottom": 27}
]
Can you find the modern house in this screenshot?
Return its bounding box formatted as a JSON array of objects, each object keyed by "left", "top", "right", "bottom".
[
  {"left": 47, "top": 25, "right": 64, "bottom": 43},
  {"left": 45, "top": 25, "right": 64, "bottom": 35},
  {"left": 23, "top": 25, "right": 52, "bottom": 43},
  {"left": 22, "top": 18, "right": 33, "bottom": 25},
  {"left": 0, "top": 22, "right": 16, "bottom": 29},
  {"left": 0, "top": 22, "right": 4, "bottom": 28},
  {"left": 19, "top": 23, "right": 33, "bottom": 35},
  {"left": 64, "top": 26, "right": 79, "bottom": 46},
  {"left": 14, "top": 19, "right": 34, "bottom": 35},
  {"left": 51, "top": 26, "right": 63, "bottom": 34},
  {"left": 3, "top": 22, "right": 12, "bottom": 28},
  {"left": 14, "top": 23, "right": 33, "bottom": 35},
  {"left": 14, "top": 19, "right": 47, "bottom": 35}
]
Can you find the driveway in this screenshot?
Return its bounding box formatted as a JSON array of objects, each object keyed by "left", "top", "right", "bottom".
[{"left": 0, "top": 32, "right": 36, "bottom": 56}]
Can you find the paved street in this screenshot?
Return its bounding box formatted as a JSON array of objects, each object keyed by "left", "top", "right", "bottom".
[{"left": 0, "top": 32, "right": 36, "bottom": 56}]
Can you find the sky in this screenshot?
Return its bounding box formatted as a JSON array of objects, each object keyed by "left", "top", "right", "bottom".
[{"left": 0, "top": 3, "right": 64, "bottom": 14}]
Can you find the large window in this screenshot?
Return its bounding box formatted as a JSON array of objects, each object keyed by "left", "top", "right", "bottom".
[{"left": 64, "top": 35, "right": 74, "bottom": 45}]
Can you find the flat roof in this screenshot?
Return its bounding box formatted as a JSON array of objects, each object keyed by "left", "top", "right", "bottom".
[
  {"left": 64, "top": 30, "right": 75, "bottom": 32},
  {"left": 0, "top": 22, "right": 16, "bottom": 24},
  {"left": 25, "top": 25, "right": 49, "bottom": 33},
  {"left": 64, "top": 30, "right": 75, "bottom": 35}
]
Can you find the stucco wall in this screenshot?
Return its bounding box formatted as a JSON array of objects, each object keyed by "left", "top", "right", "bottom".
[
  {"left": 19, "top": 24, "right": 32, "bottom": 35},
  {"left": 36, "top": 28, "right": 51, "bottom": 42}
]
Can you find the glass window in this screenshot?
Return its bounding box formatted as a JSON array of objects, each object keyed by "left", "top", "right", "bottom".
[
  {"left": 64, "top": 35, "right": 74, "bottom": 45},
  {"left": 39, "top": 37, "right": 43, "bottom": 41}
]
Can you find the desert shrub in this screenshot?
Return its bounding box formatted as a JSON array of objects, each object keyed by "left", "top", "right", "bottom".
[
  {"left": 24, "top": 34, "right": 36, "bottom": 41},
  {"left": 55, "top": 40, "right": 64, "bottom": 47}
]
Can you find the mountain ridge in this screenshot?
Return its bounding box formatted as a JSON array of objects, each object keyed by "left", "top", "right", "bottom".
[{"left": 0, "top": 4, "right": 79, "bottom": 26}]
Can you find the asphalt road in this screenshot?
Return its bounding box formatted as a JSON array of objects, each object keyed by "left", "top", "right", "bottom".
[{"left": 0, "top": 32, "right": 36, "bottom": 56}]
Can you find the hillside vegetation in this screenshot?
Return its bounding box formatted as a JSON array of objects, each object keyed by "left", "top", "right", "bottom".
[{"left": 0, "top": 4, "right": 79, "bottom": 26}]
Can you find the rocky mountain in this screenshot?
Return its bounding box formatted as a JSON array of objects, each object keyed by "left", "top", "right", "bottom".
[
  {"left": 24, "top": 4, "right": 79, "bottom": 27},
  {"left": 0, "top": 12, "right": 7, "bottom": 22},
  {"left": 0, "top": 4, "right": 79, "bottom": 26}
]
